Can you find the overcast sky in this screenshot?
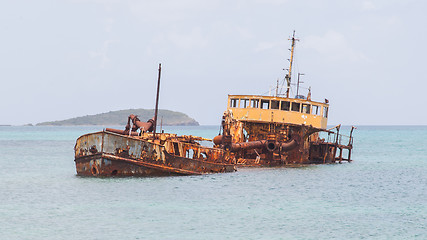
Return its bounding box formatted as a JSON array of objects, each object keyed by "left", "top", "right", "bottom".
[{"left": 1, "top": 0, "right": 426, "bottom": 125}]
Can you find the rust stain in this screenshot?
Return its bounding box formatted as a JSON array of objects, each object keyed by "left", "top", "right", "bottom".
[{"left": 74, "top": 120, "right": 236, "bottom": 177}]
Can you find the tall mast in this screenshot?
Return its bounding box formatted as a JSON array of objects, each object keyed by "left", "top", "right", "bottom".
[
  {"left": 153, "top": 63, "right": 161, "bottom": 139},
  {"left": 285, "top": 30, "right": 299, "bottom": 98}
]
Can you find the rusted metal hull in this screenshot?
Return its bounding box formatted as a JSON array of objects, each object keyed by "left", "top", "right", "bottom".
[
  {"left": 74, "top": 131, "right": 235, "bottom": 177},
  {"left": 75, "top": 153, "right": 182, "bottom": 177},
  {"left": 216, "top": 111, "right": 354, "bottom": 167}
]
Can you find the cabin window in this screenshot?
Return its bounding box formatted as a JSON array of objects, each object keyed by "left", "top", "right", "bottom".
[
  {"left": 281, "top": 101, "right": 290, "bottom": 111},
  {"left": 291, "top": 102, "right": 300, "bottom": 112},
  {"left": 323, "top": 106, "right": 329, "bottom": 118},
  {"left": 271, "top": 100, "right": 279, "bottom": 110},
  {"left": 230, "top": 99, "right": 238, "bottom": 108},
  {"left": 186, "top": 149, "right": 195, "bottom": 159},
  {"left": 260, "top": 99, "right": 270, "bottom": 109},
  {"left": 240, "top": 99, "right": 249, "bottom": 108},
  {"left": 173, "top": 142, "right": 180, "bottom": 156},
  {"left": 251, "top": 99, "right": 259, "bottom": 108},
  {"left": 302, "top": 104, "right": 311, "bottom": 114},
  {"left": 312, "top": 105, "right": 320, "bottom": 115}
]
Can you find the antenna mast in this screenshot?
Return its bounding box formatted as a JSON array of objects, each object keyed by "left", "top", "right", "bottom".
[{"left": 285, "top": 30, "right": 299, "bottom": 98}]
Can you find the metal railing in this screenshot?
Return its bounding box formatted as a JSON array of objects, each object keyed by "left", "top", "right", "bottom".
[{"left": 323, "top": 125, "right": 356, "bottom": 146}]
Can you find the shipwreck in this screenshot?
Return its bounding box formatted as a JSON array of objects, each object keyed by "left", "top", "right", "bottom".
[
  {"left": 74, "top": 64, "right": 235, "bottom": 177},
  {"left": 74, "top": 31, "right": 355, "bottom": 177},
  {"left": 213, "top": 31, "right": 355, "bottom": 166}
]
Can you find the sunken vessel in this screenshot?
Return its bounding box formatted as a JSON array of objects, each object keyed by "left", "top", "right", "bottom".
[
  {"left": 74, "top": 64, "right": 235, "bottom": 177},
  {"left": 213, "top": 31, "right": 355, "bottom": 166}
]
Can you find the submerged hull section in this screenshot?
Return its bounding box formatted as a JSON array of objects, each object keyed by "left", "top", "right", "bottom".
[
  {"left": 75, "top": 153, "right": 179, "bottom": 177},
  {"left": 74, "top": 131, "right": 235, "bottom": 177}
]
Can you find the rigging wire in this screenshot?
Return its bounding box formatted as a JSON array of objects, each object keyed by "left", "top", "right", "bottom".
[{"left": 263, "top": 32, "right": 307, "bottom": 97}]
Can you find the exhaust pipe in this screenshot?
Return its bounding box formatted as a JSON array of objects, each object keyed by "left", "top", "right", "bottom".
[{"left": 215, "top": 135, "right": 299, "bottom": 152}]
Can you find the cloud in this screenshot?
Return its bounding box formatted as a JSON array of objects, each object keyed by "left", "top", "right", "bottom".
[
  {"left": 68, "top": 0, "right": 120, "bottom": 4},
  {"left": 104, "top": 18, "right": 114, "bottom": 33},
  {"left": 304, "top": 31, "right": 369, "bottom": 62},
  {"left": 253, "top": 0, "right": 289, "bottom": 4},
  {"left": 89, "top": 40, "right": 116, "bottom": 68},
  {"left": 128, "top": 0, "right": 219, "bottom": 23},
  {"left": 362, "top": 1, "right": 377, "bottom": 10},
  {"left": 254, "top": 41, "right": 284, "bottom": 52},
  {"left": 167, "top": 28, "right": 209, "bottom": 49}
]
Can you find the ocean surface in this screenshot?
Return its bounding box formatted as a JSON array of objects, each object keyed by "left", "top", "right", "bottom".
[{"left": 0, "top": 125, "right": 426, "bottom": 239}]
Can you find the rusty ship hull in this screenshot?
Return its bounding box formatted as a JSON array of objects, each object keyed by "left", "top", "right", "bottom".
[{"left": 74, "top": 131, "right": 235, "bottom": 177}]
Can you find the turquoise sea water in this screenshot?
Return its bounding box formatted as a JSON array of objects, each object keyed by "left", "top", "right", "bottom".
[{"left": 0, "top": 125, "right": 426, "bottom": 239}]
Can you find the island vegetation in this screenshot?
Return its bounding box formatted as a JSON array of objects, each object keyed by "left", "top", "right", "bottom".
[{"left": 36, "top": 109, "right": 199, "bottom": 126}]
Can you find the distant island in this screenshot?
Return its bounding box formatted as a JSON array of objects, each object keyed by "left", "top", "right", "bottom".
[{"left": 36, "top": 109, "right": 199, "bottom": 126}]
